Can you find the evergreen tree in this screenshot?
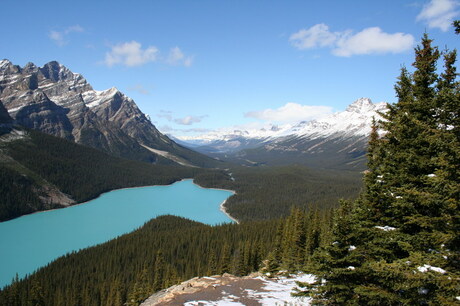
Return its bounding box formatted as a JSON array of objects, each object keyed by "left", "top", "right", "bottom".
[
  {"left": 281, "top": 207, "right": 307, "bottom": 272},
  {"left": 29, "top": 279, "right": 45, "bottom": 306},
  {"left": 219, "top": 242, "right": 232, "bottom": 274},
  {"left": 297, "top": 34, "right": 460, "bottom": 304},
  {"left": 127, "top": 268, "right": 149, "bottom": 306},
  {"left": 454, "top": 20, "right": 460, "bottom": 34},
  {"left": 207, "top": 249, "right": 218, "bottom": 276},
  {"left": 261, "top": 251, "right": 280, "bottom": 276},
  {"left": 106, "top": 279, "right": 123, "bottom": 306},
  {"left": 153, "top": 251, "right": 165, "bottom": 292}
]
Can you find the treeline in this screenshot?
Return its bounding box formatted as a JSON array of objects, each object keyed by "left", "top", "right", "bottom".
[
  {"left": 0, "top": 129, "right": 212, "bottom": 221},
  {"left": 0, "top": 215, "right": 280, "bottom": 306},
  {"left": 196, "top": 165, "right": 362, "bottom": 221}
]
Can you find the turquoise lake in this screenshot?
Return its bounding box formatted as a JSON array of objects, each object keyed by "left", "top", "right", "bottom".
[{"left": 0, "top": 179, "right": 234, "bottom": 288}]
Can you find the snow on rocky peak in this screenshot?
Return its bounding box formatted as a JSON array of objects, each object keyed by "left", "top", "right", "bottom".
[
  {"left": 291, "top": 98, "right": 387, "bottom": 139},
  {"left": 83, "top": 87, "right": 120, "bottom": 108},
  {"left": 179, "top": 98, "right": 388, "bottom": 145},
  {"left": 345, "top": 97, "right": 374, "bottom": 113},
  {"left": 0, "top": 59, "right": 12, "bottom": 70}
]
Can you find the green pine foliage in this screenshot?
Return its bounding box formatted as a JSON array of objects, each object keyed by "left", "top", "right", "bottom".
[
  {"left": 297, "top": 34, "right": 460, "bottom": 305},
  {"left": 261, "top": 207, "right": 333, "bottom": 276},
  {"left": 453, "top": 20, "right": 460, "bottom": 35}
]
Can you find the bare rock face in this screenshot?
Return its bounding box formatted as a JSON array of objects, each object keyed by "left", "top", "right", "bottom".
[
  {"left": 0, "top": 100, "right": 12, "bottom": 125},
  {"left": 0, "top": 59, "right": 210, "bottom": 165},
  {"left": 13, "top": 91, "right": 74, "bottom": 140}
]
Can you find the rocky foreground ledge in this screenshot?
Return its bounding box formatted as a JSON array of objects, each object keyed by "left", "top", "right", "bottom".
[{"left": 141, "top": 272, "right": 315, "bottom": 305}]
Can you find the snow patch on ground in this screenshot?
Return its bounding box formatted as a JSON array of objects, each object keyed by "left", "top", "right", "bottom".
[
  {"left": 184, "top": 300, "right": 245, "bottom": 306},
  {"left": 140, "top": 144, "right": 197, "bottom": 167},
  {"left": 246, "top": 274, "right": 315, "bottom": 305},
  {"left": 181, "top": 274, "right": 316, "bottom": 306}
]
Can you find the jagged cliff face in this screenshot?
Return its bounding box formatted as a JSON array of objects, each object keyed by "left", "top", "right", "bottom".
[{"left": 0, "top": 59, "right": 212, "bottom": 166}]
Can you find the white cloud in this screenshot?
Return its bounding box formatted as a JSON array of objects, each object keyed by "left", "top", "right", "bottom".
[
  {"left": 48, "top": 25, "right": 84, "bottom": 46},
  {"left": 158, "top": 125, "right": 211, "bottom": 135},
  {"left": 417, "top": 0, "right": 459, "bottom": 31},
  {"left": 289, "top": 24, "right": 414, "bottom": 57},
  {"left": 245, "top": 103, "right": 333, "bottom": 123},
  {"left": 333, "top": 27, "right": 415, "bottom": 57},
  {"left": 157, "top": 111, "right": 207, "bottom": 125},
  {"left": 104, "top": 43, "right": 193, "bottom": 68},
  {"left": 167, "top": 47, "right": 193, "bottom": 67},
  {"left": 174, "top": 115, "right": 207, "bottom": 125},
  {"left": 104, "top": 41, "right": 159, "bottom": 67},
  {"left": 289, "top": 23, "right": 338, "bottom": 49}
]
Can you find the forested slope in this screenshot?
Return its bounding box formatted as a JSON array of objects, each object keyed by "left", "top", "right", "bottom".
[
  {"left": 196, "top": 165, "right": 362, "bottom": 221},
  {"left": 0, "top": 129, "right": 206, "bottom": 221}
]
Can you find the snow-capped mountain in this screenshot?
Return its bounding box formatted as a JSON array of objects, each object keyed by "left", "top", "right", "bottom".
[
  {"left": 179, "top": 98, "right": 387, "bottom": 151},
  {"left": 0, "top": 59, "right": 216, "bottom": 167},
  {"left": 287, "top": 98, "right": 387, "bottom": 138},
  {"left": 178, "top": 98, "right": 388, "bottom": 169}
]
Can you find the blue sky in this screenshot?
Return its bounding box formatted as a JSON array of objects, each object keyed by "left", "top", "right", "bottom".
[{"left": 1, "top": 0, "right": 459, "bottom": 137}]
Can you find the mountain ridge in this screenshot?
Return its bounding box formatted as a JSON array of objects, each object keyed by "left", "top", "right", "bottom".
[
  {"left": 177, "top": 98, "right": 388, "bottom": 169},
  {"left": 0, "top": 59, "right": 219, "bottom": 167},
  {"left": 178, "top": 98, "right": 387, "bottom": 147}
]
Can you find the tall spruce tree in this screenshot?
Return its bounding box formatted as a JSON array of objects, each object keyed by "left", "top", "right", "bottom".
[{"left": 297, "top": 34, "right": 460, "bottom": 305}]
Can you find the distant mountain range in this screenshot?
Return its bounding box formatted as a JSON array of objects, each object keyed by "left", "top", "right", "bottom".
[
  {"left": 0, "top": 59, "right": 218, "bottom": 168},
  {"left": 0, "top": 59, "right": 388, "bottom": 170},
  {"left": 177, "top": 98, "right": 388, "bottom": 169}
]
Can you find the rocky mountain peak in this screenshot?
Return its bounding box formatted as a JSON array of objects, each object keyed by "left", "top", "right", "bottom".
[
  {"left": 345, "top": 97, "right": 374, "bottom": 113},
  {"left": 0, "top": 59, "right": 215, "bottom": 167},
  {"left": 23, "top": 62, "right": 38, "bottom": 73},
  {"left": 0, "top": 59, "right": 20, "bottom": 74},
  {"left": 40, "top": 61, "right": 74, "bottom": 82},
  {"left": 0, "top": 59, "right": 12, "bottom": 69}
]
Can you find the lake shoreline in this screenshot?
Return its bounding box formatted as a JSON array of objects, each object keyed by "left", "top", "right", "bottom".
[
  {"left": 6, "top": 177, "right": 239, "bottom": 225},
  {"left": 185, "top": 178, "right": 238, "bottom": 224},
  {"left": 7, "top": 178, "right": 191, "bottom": 222}
]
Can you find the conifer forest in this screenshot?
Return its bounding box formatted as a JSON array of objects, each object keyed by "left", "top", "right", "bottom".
[{"left": 0, "top": 28, "right": 459, "bottom": 306}]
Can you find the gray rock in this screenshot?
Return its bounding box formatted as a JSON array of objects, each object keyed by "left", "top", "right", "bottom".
[{"left": 0, "top": 59, "right": 216, "bottom": 166}]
